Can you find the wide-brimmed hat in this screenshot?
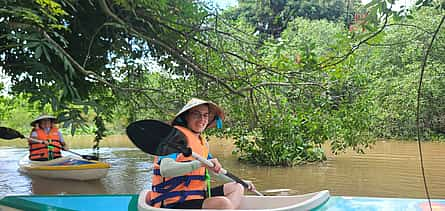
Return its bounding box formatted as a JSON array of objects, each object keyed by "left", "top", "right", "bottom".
[
  {"left": 172, "top": 98, "right": 225, "bottom": 128},
  {"left": 30, "top": 115, "right": 57, "bottom": 126}
]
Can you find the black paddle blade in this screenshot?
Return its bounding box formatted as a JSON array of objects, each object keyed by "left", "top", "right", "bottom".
[
  {"left": 126, "top": 120, "right": 192, "bottom": 156},
  {"left": 82, "top": 155, "right": 99, "bottom": 160},
  {"left": 0, "top": 127, "right": 26, "bottom": 140}
]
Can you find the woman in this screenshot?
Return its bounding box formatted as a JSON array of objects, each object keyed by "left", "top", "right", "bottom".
[
  {"left": 29, "top": 115, "right": 67, "bottom": 161},
  {"left": 148, "top": 98, "right": 256, "bottom": 209}
]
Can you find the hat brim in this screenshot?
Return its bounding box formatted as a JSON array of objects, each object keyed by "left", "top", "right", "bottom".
[
  {"left": 172, "top": 98, "right": 224, "bottom": 128},
  {"left": 30, "top": 115, "right": 57, "bottom": 126}
]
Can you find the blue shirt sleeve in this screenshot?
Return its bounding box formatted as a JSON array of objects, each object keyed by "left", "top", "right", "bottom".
[
  {"left": 30, "top": 131, "right": 38, "bottom": 138},
  {"left": 158, "top": 153, "right": 178, "bottom": 164},
  {"left": 58, "top": 131, "right": 64, "bottom": 143}
]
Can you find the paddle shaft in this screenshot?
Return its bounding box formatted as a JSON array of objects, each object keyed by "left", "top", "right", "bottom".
[
  {"left": 0, "top": 126, "right": 98, "bottom": 160},
  {"left": 28, "top": 137, "right": 92, "bottom": 159},
  {"left": 192, "top": 152, "right": 264, "bottom": 196}
]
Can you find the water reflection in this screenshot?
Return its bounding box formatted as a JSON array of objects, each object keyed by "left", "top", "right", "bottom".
[
  {"left": 31, "top": 178, "right": 106, "bottom": 194},
  {"left": 100, "top": 148, "right": 153, "bottom": 194},
  {"left": 208, "top": 139, "right": 445, "bottom": 199}
]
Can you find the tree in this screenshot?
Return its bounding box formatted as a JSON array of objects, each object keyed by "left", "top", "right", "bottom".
[{"left": 224, "top": 0, "right": 358, "bottom": 41}]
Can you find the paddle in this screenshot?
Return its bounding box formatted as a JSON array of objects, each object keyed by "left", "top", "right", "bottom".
[
  {"left": 126, "top": 119, "right": 264, "bottom": 196},
  {"left": 0, "top": 127, "right": 99, "bottom": 160}
]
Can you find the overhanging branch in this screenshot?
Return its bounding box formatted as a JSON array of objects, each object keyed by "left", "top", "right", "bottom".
[{"left": 98, "top": 0, "right": 245, "bottom": 97}]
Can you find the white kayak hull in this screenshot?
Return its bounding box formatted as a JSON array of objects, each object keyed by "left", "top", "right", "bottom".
[
  {"left": 137, "top": 189, "right": 330, "bottom": 211},
  {"left": 19, "top": 155, "right": 110, "bottom": 181}
]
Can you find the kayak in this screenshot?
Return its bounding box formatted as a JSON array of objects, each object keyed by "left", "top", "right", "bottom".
[
  {"left": 18, "top": 155, "right": 110, "bottom": 181},
  {"left": 2, "top": 193, "right": 445, "bottom": 211},
  {"left": 137, "top": 189, "right": 330, "bottom": 211}
]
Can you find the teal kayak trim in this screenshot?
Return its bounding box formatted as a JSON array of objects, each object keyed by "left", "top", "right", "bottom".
[
  {"left": 2, "top": 194, "right": 445, "bottom": 210},
  {"left": 313, "top": 196, "right": 445, "bottom": 210},
  {"left": 127, "top": 193, "right": 139, "bottom": 211},
  {"left": 0, "top": 194, "right": 138, "bottom": 211},
  {"left": 0, "top": 195, "right": 75, "bottom": 211}
]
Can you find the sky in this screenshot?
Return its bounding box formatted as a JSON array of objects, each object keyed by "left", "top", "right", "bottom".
[
  {"left": 362, "top": 0, "right": 416, "bottom": 11},
  {"left": 212, "top": 0, "right": 237, "bottom": 9},
  {"left": 0, "top": 67, "right": 9, "bottom": 96}
]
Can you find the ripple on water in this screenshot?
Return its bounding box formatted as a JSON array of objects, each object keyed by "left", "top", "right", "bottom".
[{"left": 0, "top": 148, "right": 32, "bottom": 195}]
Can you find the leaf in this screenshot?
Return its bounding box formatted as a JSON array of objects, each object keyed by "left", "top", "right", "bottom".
[
  {"left": 51, "top": 31, "right": 69, "bottom": 47},
  {"left": 24, "top": 42, "right": 40, "bottom": 48},
  {"left": 83, "top": 105, "right": 89, "bottom": 114},
  {"left": 71, "top": 125, "right": 76, "bottom": 136},
  {"left": 42, "top": 45, "right": 52, "bottom": 63},
  {"left": 415, "top": 0, "right": 424, "bottom": 6},
  {"left": 51, "top": 97, "right": 58, "bottom": 111},
  {"left": 34, "top": 46, "right": 42, "bottom": 59}
]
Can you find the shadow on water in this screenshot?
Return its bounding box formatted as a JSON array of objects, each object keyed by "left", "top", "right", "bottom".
[
  {"left": 30, "top": 177, "right": 106, "bottom": 194},
  {"left": 1, "top": 135, "right": 445, "bottom": 199}
]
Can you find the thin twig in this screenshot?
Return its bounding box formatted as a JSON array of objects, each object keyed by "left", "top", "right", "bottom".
[{"left": 416, "top": 14, "right": 445, "bottom": 211}]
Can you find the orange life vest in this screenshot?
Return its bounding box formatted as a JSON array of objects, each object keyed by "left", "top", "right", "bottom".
[
  {"left": 29, "top": 127, "right": 63, "bottom": 160},
  {"left": 149, "top": 126, "right": 209, "bottom": 208}
]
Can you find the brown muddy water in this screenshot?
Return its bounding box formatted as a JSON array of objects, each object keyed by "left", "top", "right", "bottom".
[{"left": 0, "top": 135, "right": 444, "bottom": 199}]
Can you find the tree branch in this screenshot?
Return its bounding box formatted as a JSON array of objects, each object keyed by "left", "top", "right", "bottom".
[
  {"left": 320, "top": 12, "right": 390, "bottom": 68},
  {"left": 41, "top": 29, "right": 164, "bottom": 94},
  {"left": 98, "top": 0, "right": 245, "bottom": 97},
  {"left": 236, "top": 82, "right": 323, "bottom": 93}
]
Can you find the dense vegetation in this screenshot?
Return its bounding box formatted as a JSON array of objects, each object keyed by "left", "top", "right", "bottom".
[{"left": 1, "top": 0, "right": 444, "bottom": 166}]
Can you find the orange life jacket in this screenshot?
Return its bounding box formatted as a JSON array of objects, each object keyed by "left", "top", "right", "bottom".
[
  {"left": 149, "top": 126, "right": 209, "bottom": 208},
  {"left": 29, "top": 127, "right": 63, "bottom": 160}
]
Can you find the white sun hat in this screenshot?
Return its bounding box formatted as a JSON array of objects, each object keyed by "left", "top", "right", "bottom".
[
  {"left": 30, "top": 115, "right": 57, "bottom": 126},
  {"left": 172, "top": 98, "right": 225, "bottom": 128}
]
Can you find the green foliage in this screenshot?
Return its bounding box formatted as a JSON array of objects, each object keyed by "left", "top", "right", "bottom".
[
  {"left": 233, "top": 109, "right": 327, "bottom": 166},
  {"left": 0, "top": 94, "right": 41, "bottom": 134},
  {"left": 355, "top": 7, "right": 445, "bottom": 139},
  {"left": 328, "top": 96, "right": 375, "bottom": 154},
  {"left": 93, "top": 115, "right": 106, "bottom": 150},
  {"left": 1, "top": 0, "right": 445, "bottom": 166},
  {"left": 231, "top": 17, "right": 377, "bottom": 159},
  {"left": 225, "top": 0, "right": 356, "bottom": 40},
  {"left": 0, "top": 0, "right": 210, "bottom": 142}
]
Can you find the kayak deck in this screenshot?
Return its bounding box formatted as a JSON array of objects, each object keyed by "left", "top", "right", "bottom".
[
  {"left": 137, "top": 189, "right": 329, "bottom": 211},
  {"left": 18, "top": 155, "right": 110, "bottom": 181},
  {"left": 1, "top": 194, "right": 445, "bottom": 211}
]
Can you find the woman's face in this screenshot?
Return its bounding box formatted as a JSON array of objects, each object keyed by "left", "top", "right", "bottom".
[
  {"left": 185, "top": 104, "right": 209, "bottom": 133},
  {"left": 39, "top": 119, "right": 52, "bottom": 129}
]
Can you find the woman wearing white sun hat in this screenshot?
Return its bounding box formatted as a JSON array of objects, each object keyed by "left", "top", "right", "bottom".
[
  {"left": 147, "top": 98, "right": 256, "bottom": 209},
  {"left": 28, "top": 115, "right": 67, "bottom": 161}
]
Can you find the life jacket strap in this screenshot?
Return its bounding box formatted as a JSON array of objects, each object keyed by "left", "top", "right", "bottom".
[
  {"left": 29, "top": 146, "right": 48, "bottom": 151},
  {"left": 150, "top": 190, "right": 206, "bottom": 208},
  {"left": 152, "top": 175, "right": 206, "bottom": 193}
]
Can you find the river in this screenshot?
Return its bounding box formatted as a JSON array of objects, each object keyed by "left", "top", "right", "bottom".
[{"left": 0, "top": 136, "right": 444, "bottom": 199}]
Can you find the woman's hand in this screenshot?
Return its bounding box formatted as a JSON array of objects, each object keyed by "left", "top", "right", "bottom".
[
  {"left": 205, "top": 158, "right": 222, "bottom": 173},
  {"left": 28, "top": 138, "right": 49, "bottom": 146},
  {"left": 243, "top": 180, "right": 257, "bottom": 191}
]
